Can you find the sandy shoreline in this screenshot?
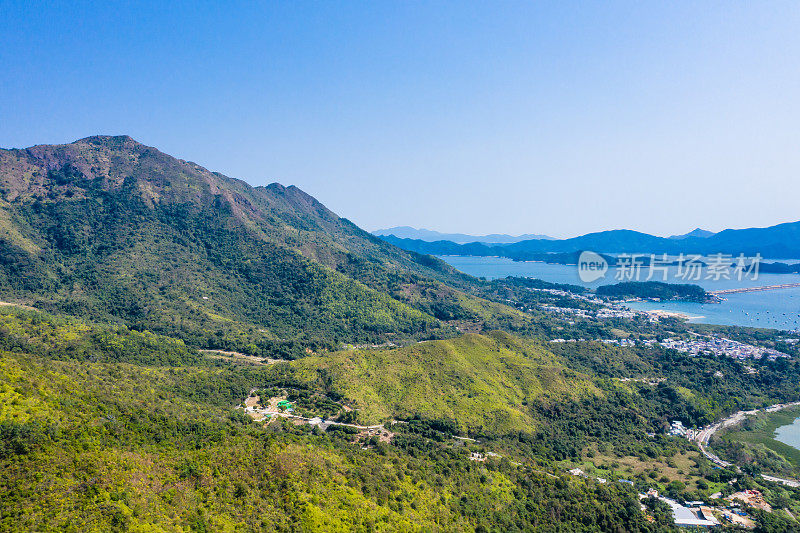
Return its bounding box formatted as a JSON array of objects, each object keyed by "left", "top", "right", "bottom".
[{"left": 642, "top": 309, "right": 705, "bottom": 321}]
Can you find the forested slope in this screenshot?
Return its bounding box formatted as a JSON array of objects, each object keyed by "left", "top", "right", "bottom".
[
  {"left": 0, "top": 136, "right": 524, "bottom": 355},
  {"left": 4, "top": 304, "right": 800, "bottom": 530},
  {"left": 0, "top": 308, "right": 666, "bottom": 532}
]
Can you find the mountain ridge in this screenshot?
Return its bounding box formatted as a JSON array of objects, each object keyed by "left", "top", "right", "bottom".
[
  {"left": 380, "top": 221, "right": 800, "bottom": 259},
  {"left": 0, "top": 136, "right": 524, "bottom": 354},
  {"left": 372, "top": 226, "right": 553, "bottom": 243}
]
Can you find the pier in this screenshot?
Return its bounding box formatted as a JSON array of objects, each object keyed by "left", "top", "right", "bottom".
[{"left": 709, "top": 282, "right": 800, "bottom": 296}]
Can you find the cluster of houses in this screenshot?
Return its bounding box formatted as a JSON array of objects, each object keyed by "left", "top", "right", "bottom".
[
  {"left": 668, "top": 420, "right": 698, "bottom": 440},
  {"left": 517, "top": 285, "right": 661, "bottom": 322},
  {"left": 529, "top": 288, "right": 603, "bottom": 305},
  {"left": 599, "top": 337, "right": 653, "bottom": 347},
  {"left": 469, "top": 451, "right": 501, "bottom": 462},
  {"left": 550, "top": 337, "right": 657, "bottom": 346},
  {"left": 596, "top": 306, "right": 643, "bottom": 320},
  {"left": 537, "top": 302, "right": 645, "bottom": 321},
  {"left": 658, "top": 336, "right": 790, "bottom": 361},
  {"left": 539, "top": 305, "right": 593, "bottom": 318},
  {"left": 550, "top": 334, "right": 789, "bottom": 377}
]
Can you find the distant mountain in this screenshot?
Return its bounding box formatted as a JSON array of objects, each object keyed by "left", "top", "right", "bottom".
[
  {"left": 380, "top": 222, "right": 800, "bottom": 260},
  {"left": 372, "top": 226, "right": 553, "bottom": 244},
  {"left": 668, "top": 228, "right": 715, "bottom": 240},
  {"left": 0, "top": 136, "right": 521, "bottom": 355}
]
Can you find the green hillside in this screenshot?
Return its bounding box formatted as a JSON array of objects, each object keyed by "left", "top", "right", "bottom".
[
  {"left": 0, "top": 136, "right": 524, "bottom": 355},
  {"left": 5, "top": 295, "right": 800, "bottom": 529},
  {"left": 290, "top": 331, "right": 600, "bottom": 433},
  {"left": 0, "top": 308, "right": 661, "bottom": 532},
  {"left": 6, "top": 137, "right": 800, "bottom": 530}
]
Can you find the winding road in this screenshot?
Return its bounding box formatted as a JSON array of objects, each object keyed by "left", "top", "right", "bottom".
[{"left": 691, "top": 401, "right": 800, "bottom": 486}]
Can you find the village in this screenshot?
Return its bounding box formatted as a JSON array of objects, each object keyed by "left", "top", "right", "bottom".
[
  {"left": 550, "top": 333, "right": 791, "bottom": 365},
  {"left": 563, "top": 412, "right": 787, "bottom": 529},
  {"left": 536, "top": 301, "right": 643, "bottom": 321},
  {"left": 658, "top": 336, "right": 791, "bottom": 361}
]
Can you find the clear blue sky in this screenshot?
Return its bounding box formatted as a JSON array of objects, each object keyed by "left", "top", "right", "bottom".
[{"left": 2, "top": 2, "right": 799, "bottom": 237}]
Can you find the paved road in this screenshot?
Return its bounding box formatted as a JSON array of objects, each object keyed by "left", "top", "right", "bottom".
[
  {"left": 691, "top": 401, "right": 800, "bottom": 485},
  {"left": 762, "top": 474, "right": 800, "bottom": 488}
]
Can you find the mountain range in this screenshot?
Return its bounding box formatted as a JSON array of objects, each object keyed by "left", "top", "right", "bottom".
[
  {"left": 372, "top": 226, "right": 553, "bottom": 243},
  {"left": 375, "top": 225, "right": 717, "bottom": 244},
  {"left": 380, "top": 222, "right": 800, "bottom": 260}
]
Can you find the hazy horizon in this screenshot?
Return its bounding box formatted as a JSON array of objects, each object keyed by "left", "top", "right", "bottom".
[
  {"left": 368, "top": 222, "right": 791, "bottom": 241},
  {"left": 3, "top": 2, "right": 799, "bottom": 237}
]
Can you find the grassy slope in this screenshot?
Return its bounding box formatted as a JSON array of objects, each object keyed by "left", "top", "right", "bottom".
[{"left": 290, "top": 331, "right": 600, "bottom": 434}]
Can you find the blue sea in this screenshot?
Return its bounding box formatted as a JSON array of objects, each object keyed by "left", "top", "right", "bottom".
[
  {"left": 440, "top": 255, "right": 800, "bottom": 331},
  {"left": 440, "top": 255, "right": 800, "bottom": 453},
  {"left": 442, "top": 254, "right": 800, "bottom": 451}
]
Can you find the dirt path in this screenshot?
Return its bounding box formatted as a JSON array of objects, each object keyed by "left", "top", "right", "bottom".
[
  {"left": 0, "top": 301, "right": 37, "bottom": 311},
  {"left": 200, "top": 349, "right": 286, "bottom": 365}
]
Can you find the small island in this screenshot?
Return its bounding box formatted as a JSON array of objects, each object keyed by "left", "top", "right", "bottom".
[{"left": 596, "top": 281, "right": 711, "bottom": 303}]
